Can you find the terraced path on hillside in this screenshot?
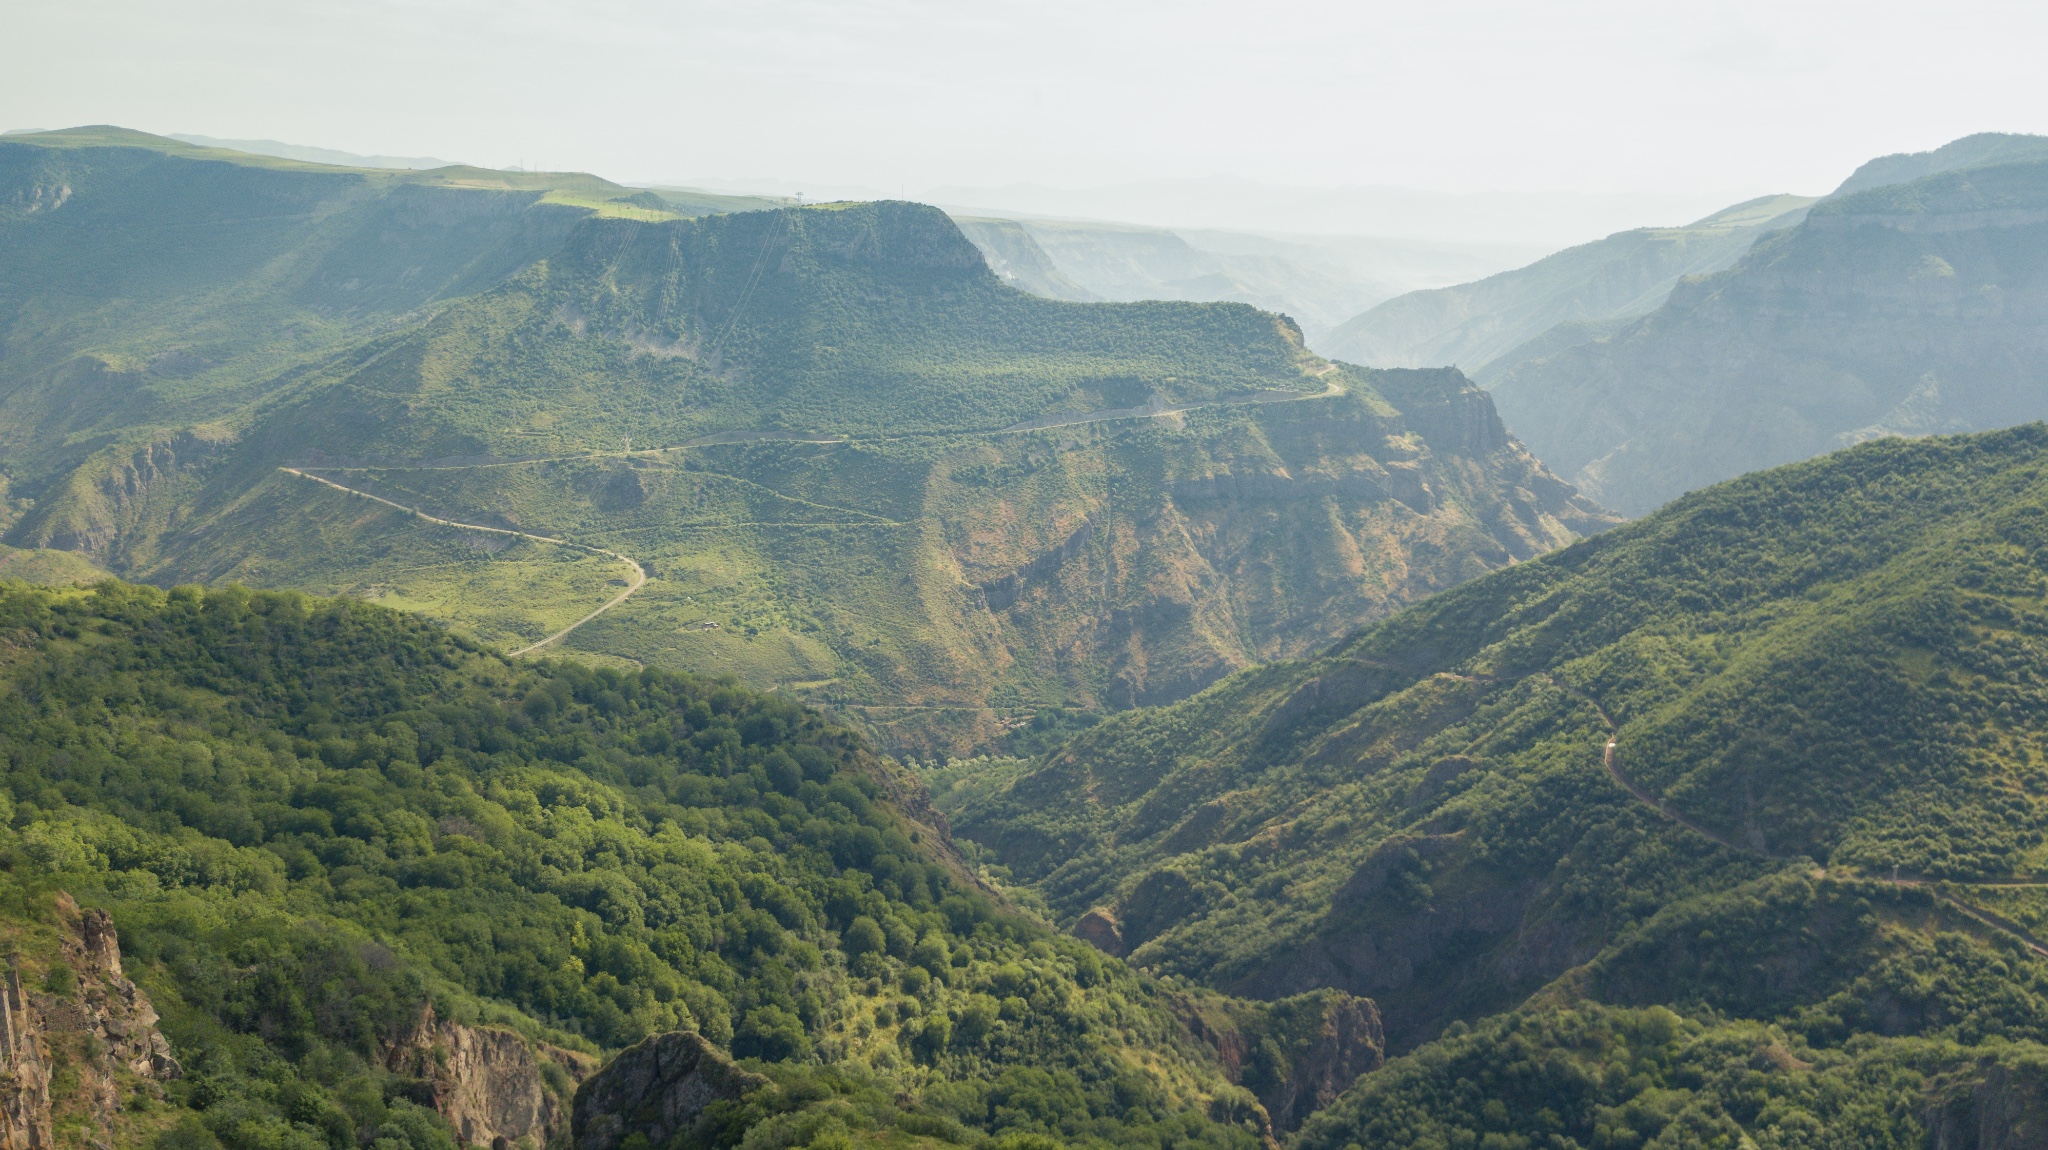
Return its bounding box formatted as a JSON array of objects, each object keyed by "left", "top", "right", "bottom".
[
  {"left": 280, "top": 468, "right": 646, "bottom": 657},
  {"left": 288, "top": 375, "right": 1349, "bottom": 474},
  {"left": 271, "top": 377, "right": 1347, "bottom": 671},
  {"left": 1547, "top": 675, "right": 2048, "bottom": 959}
]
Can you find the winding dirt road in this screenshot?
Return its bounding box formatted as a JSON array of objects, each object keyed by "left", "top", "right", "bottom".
[
  {"left": 280, "top": 468, "right": 646, "bottom": 657},
  {"left": 1550, "top": 675, "right": 2048, "bottom": 959}
]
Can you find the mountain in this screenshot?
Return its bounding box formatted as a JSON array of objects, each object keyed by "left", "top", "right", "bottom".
[
  {"left": 167, "top": 132, "right": 461, "bottom": 170},
  {"left": 942, "top": 426, "right": 2048, "bottom": 1143},
  {"left": 950, "top": 214, "right": 1543, "bottom": 335},
  {"left": 1313, "top": 193, "right": 1816, "bottom": 373},
  {"left": 957, "top": 217, "right": 1393, "bottom": 332},
  {"left": 0, "top": 127, "right": 1616, "bottom": 756},
  {"left": 948, "top": 217, "right": 1099, "bottom": 301},
  {"left": 930, "top": 178, "right": 1748, "bottom": 248},
  {"left": 0, "top": 542, "right": 110, "bottom": 584},
  {"left": 0, "top": 126, "right": 777, "bottom": 481},
  {"left": 0, "top": 577, "right": 1390, "bottom": 1148},
  {"left": 1832, "top": 130, "right": 2048, "bottom": 196},
  {"left": 1487, "top": 138, "right": 2048, "bottom": 516}
]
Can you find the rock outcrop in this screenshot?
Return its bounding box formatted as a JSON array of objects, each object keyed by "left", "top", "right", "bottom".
[
  {"left": 1927, "top": 1055, "right": 2048, "bottom": 1150},
  {"left": 1174, "top": 989, "right": 1385, "bottom": 1135},
  {"left": 0, "top": 971, "right": 53, "bottom": 1150},
  {"left": 1071, "top": 908, "right": 1127, "bottom": 957},
  {"left": 571, "top": 1031, "right": 766, "bottom": 1150},
  {"left": 0, "top": 895, "right": 182, "bottom": 1150},
  {"left": 1253, "top": 993, "right": 1384, "bottom": 1134},
  {"left": 383, "top": 1004, "right": 597, "bottom": 1149}
]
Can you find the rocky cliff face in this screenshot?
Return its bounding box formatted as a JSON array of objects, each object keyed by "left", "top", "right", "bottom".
[
  {"left": 0, "top": 894, "right": 181, "bottom": 1150},
  {"left": 382, "top": 1004, "right": 597, "bottom": 1149},
  {"left": 1173, "top": 990, "right": 1384, "bottom": 1135},
  {"left": 1255, "top": 994, "right": 1384, "bottom": 1135},
  {"left": 571, "top": 1031, "right": 765, "bottom": 1150},
  {"left": 1927, "top": 1055, "right": 2048, "bottom": 1150}
]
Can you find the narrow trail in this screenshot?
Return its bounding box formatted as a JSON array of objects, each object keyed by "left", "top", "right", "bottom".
[
  {"left": 1547, "top": 675, "right": 2048, "bottom": 960},
  {"left": 280, "top": 468, "right": 646, "bottom": 657},
  {"left": 1548, "top": 676, "right": 1750, "bottom": 854},
  {"left": 292, "top": 376, "right": 1350, "bottom": 475}
]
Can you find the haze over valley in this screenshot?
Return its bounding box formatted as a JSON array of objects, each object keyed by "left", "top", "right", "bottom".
[{"left": 6, "top": 4, "right": 2048, "bottom": 1148}]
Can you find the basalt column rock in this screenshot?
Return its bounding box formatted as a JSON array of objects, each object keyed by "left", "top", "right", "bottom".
[
  {"left": 572, "top": 1031, "right": 766, "bottom": 1150},
  {"left": 51, "top": 896, "right": 182, "bottom": 1085}
]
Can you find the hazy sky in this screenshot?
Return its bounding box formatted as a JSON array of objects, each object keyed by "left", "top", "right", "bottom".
[{"left": 11, "top": 0, "right": 2048, "bottom": 199}]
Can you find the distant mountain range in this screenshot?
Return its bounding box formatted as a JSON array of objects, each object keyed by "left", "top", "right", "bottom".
[
  {"left": 952, "top": 216, "right": 1538, "bottom": 334},
  {"left": 167, "top": 132, "right": 462, "bottom": 170},
  {"left": 1312, "top": 193, "right": 1816, "bottom": 372},
  {"left": 1487, "top": 133, "right": 2048, "bottom": 515},
  {"left": 931, "top": 177, "right": 1751, "bottom": 248},
  {"left": 1308, "top": 132, "right": 2048, "bottom": 518}
]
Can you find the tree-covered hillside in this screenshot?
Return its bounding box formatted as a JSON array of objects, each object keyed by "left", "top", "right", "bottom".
[
  {"left": 1, "top": 129, "right": 1615, "bottom": 754},
  {"left": 0, "top": 127, "right": 719, "bottom": 488},
  {"left": 942, "top": 426, "right": 2048, "bottom": 1143},
  {"left": 0, "top": 578, "right": 1375, "bottom": 1149}
]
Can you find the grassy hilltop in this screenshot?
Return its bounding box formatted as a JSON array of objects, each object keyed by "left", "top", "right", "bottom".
[
  {"left": 943, "top": 426, "right": 2048, "bottom": 1144},
  {"left": 0, "top": 129, "right": 1613, "bottom": 753}
]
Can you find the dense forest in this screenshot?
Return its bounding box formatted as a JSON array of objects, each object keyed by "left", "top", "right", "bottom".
[
  {"left": 0, "top": 579, "right": 1341, "bottom": 1150},
  {"left": 943, "top": 425, "right": 2048, "bottom": 1144}
]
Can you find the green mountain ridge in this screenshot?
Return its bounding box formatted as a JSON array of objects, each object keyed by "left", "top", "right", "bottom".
[
  {"left": 1488, "top": 141, "right": 2048, "bottom": 516},
  {"left": 0, "top": 128, "right": 1614, "bottom": 755},
  {"left": 940, "top": 425, "right": 2048, "bottom": 1144},
  {"left": 1833, "top": 131, "right": 2048, "bottom": 196},
  {"left": 0, "top": 127, "right": 765, "bottom": 487}
]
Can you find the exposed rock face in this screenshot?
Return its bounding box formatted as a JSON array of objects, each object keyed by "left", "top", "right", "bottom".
[
  {"left": 1175, "top": 990, "right": 1385, "bottom": 1135},
  {"left": 0, "top": 895, "right": 182, "bottom": 1150},
  {"left": 20, "top": 426, "right": 237, "bottom": 562},
  {"left": 1928, "top": 1057, "right": 2048, "bottom": 1150},
  {"left": 383, "top": 1004, "right": 597, "bottom": 1148},
  {"left": 1258, "top": 994, "right": 1385, "bottom": 1134},
  {"left": 1072, "top": 909, "right": 1127, "bottom": 957},
  {"left": 0, "top": 970, "right": 53, "bottom": 1150},
  {"left": 1224, "top": 834, "right": 1588, "bottom": 1054},
  {"left": 571, "top": 1031, "right": 766, "bottom": 1150}
]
